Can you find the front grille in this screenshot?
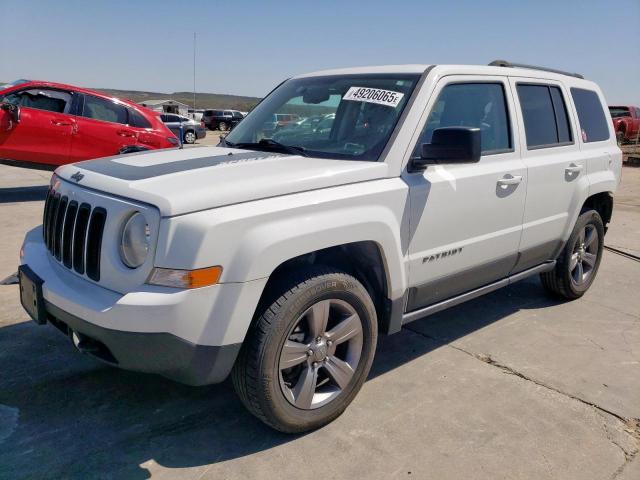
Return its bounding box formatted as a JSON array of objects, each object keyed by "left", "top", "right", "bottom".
[{"left": 43, "top": 189, "right": 107, "bottom": 281}]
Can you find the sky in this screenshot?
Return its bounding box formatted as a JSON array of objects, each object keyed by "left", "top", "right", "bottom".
[{"left": 1, "top": 0, "right": 639, "bottom": 104}]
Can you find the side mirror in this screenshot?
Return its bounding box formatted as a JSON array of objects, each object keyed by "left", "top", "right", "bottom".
[
  {"left": 411, "top": 127, "right": 481, "bottom": 170},
  {"left": 1, "top": 102, "right": 20, "bottom": 125}
]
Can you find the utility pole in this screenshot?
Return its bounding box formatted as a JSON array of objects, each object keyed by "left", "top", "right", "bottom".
[{"left": 193, "top": 32, "right": 196, "bottom": 114}]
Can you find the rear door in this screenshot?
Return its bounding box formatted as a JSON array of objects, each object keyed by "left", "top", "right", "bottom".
[
  {"left": 0, "top": 87, "right": 76, "bottom": 166},
  {"left": 70, "top": 94, "right": 137, "bottom": 161},
  {"left": 509, "top": 78, "right": 586, "bottom": 272},
  {"left": 405, "top": 76, "right": 527, "bottom": 311},
  {"left": 128, "top": 107, "right": 162, "bottom": 148}
]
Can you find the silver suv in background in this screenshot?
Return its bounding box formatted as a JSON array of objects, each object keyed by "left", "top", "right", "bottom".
[{"left": 160, "top": 114, "right": 206, "bottom": 144}]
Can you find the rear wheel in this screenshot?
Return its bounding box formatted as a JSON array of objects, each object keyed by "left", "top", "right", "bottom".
[
  {"left": 540, "top": 209, "right": 604, "bottom": 299},
  {"left": 232, "top": 267, "right": 377, "bottom": 433},
  {"left": 218, "top": 121, "right": 228, "bottom": 131},
  {"left": 616, "top": 130, "right": 625, "bottom": 145},
  {"left": 183, "top": 130, "right": 196, "bottom": 144}
]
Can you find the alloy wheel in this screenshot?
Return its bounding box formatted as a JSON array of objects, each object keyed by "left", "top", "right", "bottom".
[
  {"left": 184, "top": 131, "right": 196, "bottom": 144},
  {"left": 570, "top": 224, "right": 599, "bottom": 286},
  {"left": 278, "top": 299, "right": 363, "bottom": 410}
]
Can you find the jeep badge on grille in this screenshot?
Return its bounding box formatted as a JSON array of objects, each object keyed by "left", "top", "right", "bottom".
[{"left": 70, "top": 171, "right": 84, "bottom": 183}]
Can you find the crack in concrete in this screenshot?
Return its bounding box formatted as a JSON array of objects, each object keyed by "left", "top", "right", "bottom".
[{"left": 403, "top": 325, "right": 640, "bottom": 478}]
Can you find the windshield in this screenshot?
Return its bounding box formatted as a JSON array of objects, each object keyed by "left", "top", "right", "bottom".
[
  {"left": 609, "top": 107, "right": 630, "bottom": 118},
  {"left": 225, "top": 73, "right": 421, "bottom": 161},
  {"left": 1, "top": 79, "right": 30, "bottom": 90}
]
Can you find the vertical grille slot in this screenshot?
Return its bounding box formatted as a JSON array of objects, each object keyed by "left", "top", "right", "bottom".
[
  {"left": 47, "top": 193, "right": 61, "bottom": 252},
  {"left": 53, "top": 196, "right": 68, "bottom": 260},
  {"left": 62, "top": 201, "right": 78, "bottom": 268},
  {"left": 86, "top": 208, "right": 107, "bottom": 281},
  {"left": 73, "top": 203, "right": 91, "bottom": 274},
  {"left": 42, "top": 190, "right": 52, "bottom": 245}
]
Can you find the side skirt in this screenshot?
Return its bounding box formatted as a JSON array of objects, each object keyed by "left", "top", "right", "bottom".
[{"left": 401, "top": 261, "right": 556, "bottom": 326}]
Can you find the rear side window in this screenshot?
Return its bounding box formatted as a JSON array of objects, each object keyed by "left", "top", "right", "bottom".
[
  {"left": 571, "top": 88, "right": 610, "bottom": 142},
  {"left": 82, "top": 95, "right": 127, "bottom": 124},
  {"left": 129, "top": 108, "right": 151, "bottom": 128},
  {"left": 414, "top": 82, "right": 511, "bottom": 156},
  {"left": 517, "top": 84, "right": 573, "bottom": 148}
]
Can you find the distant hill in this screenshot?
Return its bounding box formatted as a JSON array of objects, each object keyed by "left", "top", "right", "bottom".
[
  {"left": 0, "top": 81, "right": 262, "bottom": 111},
  {"left": 94, "top": 88, "right": 261, "bottom": 111}
]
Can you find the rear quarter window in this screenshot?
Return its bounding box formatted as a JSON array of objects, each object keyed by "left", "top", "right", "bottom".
[
  {"left": 571, "top": 88, "right": 610, "bottom": 143},
  {"left": 129, "top": 108, "right": 152, "bottom": 128}
]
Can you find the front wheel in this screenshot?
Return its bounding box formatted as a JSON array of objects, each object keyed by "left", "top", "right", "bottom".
[
  {"left": 232, "top": 267, "right": 377, "bottom": 433},
  {"left": 540, "top": 209, "right": 604, "bottom": 299}
]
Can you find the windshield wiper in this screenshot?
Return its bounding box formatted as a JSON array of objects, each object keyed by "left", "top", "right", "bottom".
[{"left": 231, "top": 138, "right": 309, "bottom": 157}]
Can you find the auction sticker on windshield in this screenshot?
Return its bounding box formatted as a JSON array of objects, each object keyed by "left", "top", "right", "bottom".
[{"left": 343, "top": 87, "right": 404, "bottom": 108}]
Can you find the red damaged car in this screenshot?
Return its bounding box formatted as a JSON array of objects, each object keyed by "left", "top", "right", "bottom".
[
  {"left": 0, "top": 79, "right": 178, "bottom": 169},
  {"left": 608, "top": 105, "right": 640, "bottom": 144}
]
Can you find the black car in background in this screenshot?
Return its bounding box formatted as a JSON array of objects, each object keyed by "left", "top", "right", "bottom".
[{"left": 202, "top": 109, "right": 244, "bottom": 131}]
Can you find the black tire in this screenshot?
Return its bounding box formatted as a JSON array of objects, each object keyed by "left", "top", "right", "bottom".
[
  {"left": 218, "top": 121, "right": 228, "bottom": 132},
  {"left": 616, "top": 130, "right": 625, "bottom": 145},
  {"left": 540, "top": 209, "right": 604, "bottom": 299},
  {"left": 232, "top": 266, "right": 377, "bottom": 433},
  {"left": 183, "top": 130, "right": 196, "bottom": 144}
]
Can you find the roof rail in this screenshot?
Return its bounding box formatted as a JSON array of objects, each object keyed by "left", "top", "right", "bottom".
[{"left": 489, "top": 60, "right": 584, "bottom": 79}]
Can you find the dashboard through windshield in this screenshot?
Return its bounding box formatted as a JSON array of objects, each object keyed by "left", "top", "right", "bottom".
[{"left": 225, "top": 73, "right": 421, "bottom": 161}]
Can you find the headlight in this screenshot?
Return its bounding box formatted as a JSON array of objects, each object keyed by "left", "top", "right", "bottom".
[{"left": 120, "top": 212, "right": 150, "bottom": 268}]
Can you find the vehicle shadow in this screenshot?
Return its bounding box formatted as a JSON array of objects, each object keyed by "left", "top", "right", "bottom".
[
  {"left": 0, "top": 185, "right": 48, "bottom": 204},
  {"left": 0, "top": 276, "right": 560, "bottom": 479}
]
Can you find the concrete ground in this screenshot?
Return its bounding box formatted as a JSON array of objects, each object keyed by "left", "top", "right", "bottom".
[{"left": 0, "top": 150, "right": 638, "bottom": 479}]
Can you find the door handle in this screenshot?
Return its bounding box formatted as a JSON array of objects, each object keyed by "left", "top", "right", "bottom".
[
  {"left": 565, "top": 163, "right": 583, "bottom": 175},
  {"left": 497, "top": 175, "right": 523, "bottom": 187},
  {"left": 117, "top": 129, "right": 136, "bottom": 137},
  {"left": 51, "top": 119, "right": 72, "bottom": 126}
]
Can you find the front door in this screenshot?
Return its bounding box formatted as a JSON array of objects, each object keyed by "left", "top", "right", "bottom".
[
  {"left": 404, "top": 77, "right": 527, "bottom": 311},
  {"left": 0, "top": 87, "right": 75, "bottom": 167}
]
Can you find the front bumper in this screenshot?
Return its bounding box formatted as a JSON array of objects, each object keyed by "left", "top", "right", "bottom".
[
  {"left": 45, "top": 300, "right": 240, "bottom": 385},
  {"left": 20, "top": 226, "right": 267, "bottom": 385}
]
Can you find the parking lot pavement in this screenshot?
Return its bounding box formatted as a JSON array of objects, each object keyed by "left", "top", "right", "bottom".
[{"left": 0, "top": 163, "right": 638, "bottom": 479}]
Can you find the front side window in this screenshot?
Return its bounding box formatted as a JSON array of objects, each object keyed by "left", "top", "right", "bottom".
[
  {"left": 517, "top": 84, "right": 573, "bottom": 148},
  {"left": 2, "top": 88, "right": 72, "bottom": 114},
  {"left": 82, "top": 95, "right": 128, "bottom": 124},
  {"left": 412, "top": 82, "right": 511, "bottom": 157},
  {"left": 571, "top": 88, "right": 610, "bottom": 143},
  {"left": 225, "top": 73, "right": 420, "bottom": 161}
]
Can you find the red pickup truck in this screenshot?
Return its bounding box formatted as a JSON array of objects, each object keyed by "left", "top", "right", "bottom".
[{"left": 608, "top": 105, "right": 640, "bottom": 144}]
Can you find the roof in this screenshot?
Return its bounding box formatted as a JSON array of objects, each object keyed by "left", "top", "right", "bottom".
[
  {"left": 294, "top": 63, "right": 598, "bottom": 90},
  {"left": 295, "top": 64, "right": 431, "bottom": 78},
  {"left": 0, "top": 80, "right": 145, "bottom": 109}
]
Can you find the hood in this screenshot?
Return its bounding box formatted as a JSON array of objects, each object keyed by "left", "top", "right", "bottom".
[{"left": 56, "top": 147, "right": 389, "bottom": 216}]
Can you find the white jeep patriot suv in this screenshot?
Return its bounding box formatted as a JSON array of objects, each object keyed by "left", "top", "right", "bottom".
[{"left": 19, "top": 61, "right": 622, "bottom": 432}]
